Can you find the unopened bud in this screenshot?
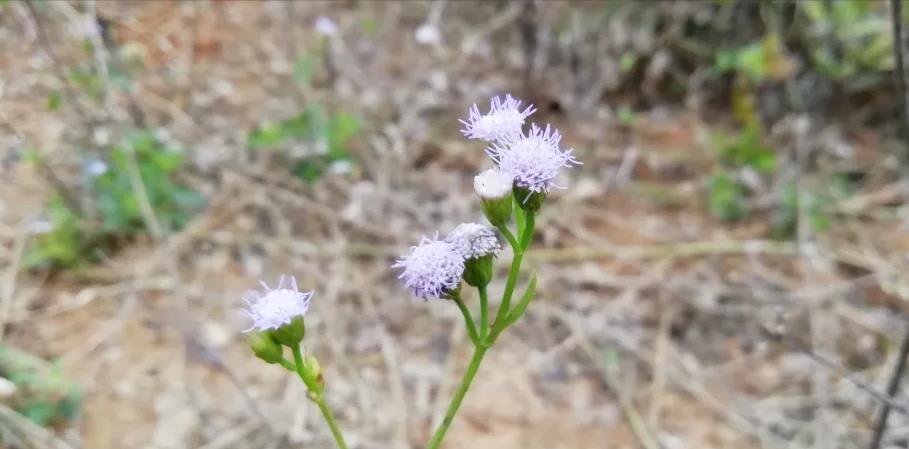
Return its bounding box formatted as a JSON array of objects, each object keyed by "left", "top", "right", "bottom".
[
  {"left": 514, "top": 185, "right": 546, "bottom": 212},
  {"left": 248, "top": 331, "right": 283, "bottom": 364},
  {"left": 463, "top": 255, "right": 493, "bottom": 287},
  {"left": 474, "top": 168, "right": 513, "bottom": 226},
  {"left": 303, "top": 355, "right": 324, "bottom": 394}
]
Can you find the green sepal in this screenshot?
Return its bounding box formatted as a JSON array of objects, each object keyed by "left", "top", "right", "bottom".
[
  {"left": 441, "top": 283, "right": 463, "bottom": 301},
  {"left": 514, "top": 185, "right": 546, "bottom": 212},
  {"left": 248, "top": 331, "right": 283, "bottom": 364},
  {"left": 463, "top": 255, "right": 494, "bottom": 288},
  {"left": 481, "top": 195, "right": 513, "bottom": 228},
  {"left": 271, "top": 316, "right": 306, "bottom": 346}
]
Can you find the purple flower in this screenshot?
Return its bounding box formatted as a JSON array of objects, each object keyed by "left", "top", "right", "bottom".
[
  {"left": 393, "top": 235, "right": 464, "bottom": 299},
  {"left": 487, "top": 124, "right": 580, "bottom": 194},
  {"left": 242, "top": 275, "right": 313, "bottom": 332},
  {"left": 460, "top": 94, "right": 536, "bottom": 143},
  {"left": 445, "top": 223, "right": 500, "bottom": 260}
]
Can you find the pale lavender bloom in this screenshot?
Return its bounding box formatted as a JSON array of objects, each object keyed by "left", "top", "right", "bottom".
[
  {"left": 84, "top": 159, "right": 108, "bottom": 178},
  {"left": 488, "top": 124, "right": 580, "bottom": 194},
  {"left": 314, "top": 16, "right": 338, "bottom": 36},
  {"left": 460, "top": 94, "right": 536, "bottom": 143},
  {"left": 393, "top": 235, "right": 464, "bottom": 299},
  {"left": 445, "top": 223, "right": 500, "bottom": 260},
  {"left": 473, "top": 168, "right": 513, "bottom": 200},
  {"left": 242, "top": 275, "right": 312, "bottom": 332}
]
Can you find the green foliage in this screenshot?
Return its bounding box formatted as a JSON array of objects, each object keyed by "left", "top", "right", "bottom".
[
  {"left": 25, "top": 132, "right": 202, "bottom": 269},
  {"left": 708, "top": 171, "right": 748, "bottom": 221},
  {"left": 713, "top": 124, "right": 776, "bottom": 173},
  {"left": 798, "top": 0, "right": 893, "bottom": 81},
  {"left": 713, "top": 32, "right": 792, "bottom": 83},
  {"left": 0, "top": 345, "right": 82, "bottom": 427},
  {"left": 249, "top": 105, "right": 361, "bottom": 183},
  {"left": 68, "top": 67, "right": 106, "bottom": 100},
  {"left": 93, "top": 131, "right": 203, "bottom": 233},
  {"left": 24, "top": 198, "right": 83, "bottom": 268},
  {"left": 706, "top": 124, "right": 775, "bottom": 222},
  {"left": 46, "top": 90, "right": 62, "bottom": 111},
  {"left": 617, "top": 106, "right": 637, "bottom": 126}
]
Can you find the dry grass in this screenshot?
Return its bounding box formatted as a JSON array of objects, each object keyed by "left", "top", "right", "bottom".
[{"left": 1, "top": 1, "right": 908, "bottom": 449}]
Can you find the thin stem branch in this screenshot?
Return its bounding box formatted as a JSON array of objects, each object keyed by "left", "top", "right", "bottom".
[
  {"left": 497, "top": 225, "right": 519, "bottom": 250},
  {"left": 279, "top": 358, "right": 296, "bottom": 372},
  {"left": 492, "top": 248, "right": 524, "bottom": 332},
  {"left": 314, "top": 395, "right": 349, "bottom": 449},
  {"left": 453, "top": 294, "right": 479, "bottom": 346},
  {"left": 478, "top": 285, "right": 489, "bottom": 340},
  {"left": 491, "top": 210, "right": 535, "bottom": 343},
  {"left": 891, "top": 0, "right": 909, "bottom": 161},
  {"left": 425, "top": 344, "right": 488, "bottom": 449},
  {"left": 290, "top": 345, "right": 350, "bottom": 449},
  {"left": 869, "top": 323, "right": 909, "bottom": 449}
]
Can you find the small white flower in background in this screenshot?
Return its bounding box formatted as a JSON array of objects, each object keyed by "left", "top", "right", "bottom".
[
  {"left": 84, "top": 159, "right": 108, "bottom": 178},
  {"left": 415, "top": 22, "right": 441, "bottom": 45},
  {"left": 242, "top": 275, "right": 313, "bottom": 332},
  {"left": 446, "top": 223, "right": 500, "bottom": 260},
  {"left": 488, "top": 123, "right": 580, "bottom": 194},
  {"left": 28, "top": 219, "right": 53, "bottom": 235},
  {"left": 474, "top": 168, "right": 513, "bottom": 200},
  {"left": 460, "top": 94, "right": 536, "bottom": 143},
  {"left": 393, "top": 235, "right": 464, "bottom": 299},
  {"left": 314, "top": 16, "right": 338, "bottom": 36}
]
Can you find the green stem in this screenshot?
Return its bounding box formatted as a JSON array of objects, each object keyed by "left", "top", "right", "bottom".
[
  {"left": 520, "top": 212, "right": 535, "bottom": 250},
  {"left": 453, "top": 294, "right": 479, "bottom": 345},
  {"left": 493, "top": 249, "right": 523, "bottom": 331},
  {"left": 425, "top": 344, "right": 488, "bottom": 449},
  {"left": 313, "top": 395, "right": 350, "bottom": 449},
  {"left": 491, "top": 211, "right": 535, "bottom": 343},
  {"left": 291, "top": 345, "right": 350, "bottom": 449},
  {"left": 279, "top": 358, "right": 296, "bottom": 371},
  {"left": 497, "top": 225, "right": 519, "bottom": 250},
  {"left": 478, "top": 285, "right": 489, "bottom": 340}
]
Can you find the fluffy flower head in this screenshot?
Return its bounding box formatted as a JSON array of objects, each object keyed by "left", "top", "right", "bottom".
[
  {"left": 473, "top": 168, "right": 513, "bottom": 200},
  {"left": 445, "top": 223, "right": 500, "bottom": 259},
  {"left": 460, "top": 94, "right": 536, "bottom": 143},
  {"left": 488, "top": 124, "right": 580, "bottom": 194},
  {"left": 242, "top": 275, "right": 312, "bottom": 332},
  {"left": 393, "top": 235, "right": 465, "bottom": 299}
]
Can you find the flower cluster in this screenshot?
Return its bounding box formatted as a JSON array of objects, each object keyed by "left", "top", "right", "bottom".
[
  {"left": 242, "top": 275, "right": 312, "bottom": 332},
  {"left": 461, "top": 94, "right": 579, "bottom": 196}
]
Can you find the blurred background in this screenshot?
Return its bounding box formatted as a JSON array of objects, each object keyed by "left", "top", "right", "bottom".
[{"left": 1, "top": 1, "right": 909, "bottom": 448}]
